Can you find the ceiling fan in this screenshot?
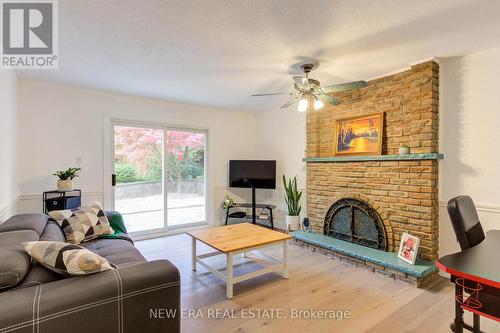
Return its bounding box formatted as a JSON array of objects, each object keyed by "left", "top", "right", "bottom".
[{"left": 252, "top": 64, "right": 368, "bottom": 112}]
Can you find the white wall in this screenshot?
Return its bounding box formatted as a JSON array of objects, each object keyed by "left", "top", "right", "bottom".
[
  {"left": 0, "top": 70, "right": 19, "bottom": 222},
  {"left": 16, "top": 79, "right": 256, "bottom": 226},
  {"left": 439, "top": 46, "right": 500, "bottom": 255},
  {"left": 253, "top": 108, "right": 307, "bottom": 230}
]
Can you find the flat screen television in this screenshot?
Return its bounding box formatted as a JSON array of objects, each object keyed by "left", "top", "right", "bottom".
[{"left": 229, "top": 160, "right": 276, "bottom": 189}]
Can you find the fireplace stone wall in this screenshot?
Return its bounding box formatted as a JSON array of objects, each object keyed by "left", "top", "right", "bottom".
[{"left": 306, "top": 61, "right": 439, "bottom": 261}]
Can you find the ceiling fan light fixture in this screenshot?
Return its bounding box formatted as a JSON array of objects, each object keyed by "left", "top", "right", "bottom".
[
  {"left": 251, "top": 62, "right": 366, "bottom": 109},
  {"left": 298, "top": 98, "right": 308, "bottom": 112},
  {"left": 314, "top": 98, "right": 324, "bottom": 110}
]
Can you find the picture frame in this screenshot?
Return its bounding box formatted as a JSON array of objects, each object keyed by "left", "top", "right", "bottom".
[
  {"left": 397, "top": 232, "right": 420, "bottom": 265},
  {"left": 333, "top": 113, "right": 384, "bottom": 156},
  {"left": 301, "top": 217, "right": 311, "bottom": 232}
]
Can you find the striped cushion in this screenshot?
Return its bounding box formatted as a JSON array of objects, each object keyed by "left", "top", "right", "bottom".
[
  {"left": 48, "top": 202, "right": 114, "bottom": 244},
  {"left": 23, "top": 241, "right": 114, "bottom": 276}
]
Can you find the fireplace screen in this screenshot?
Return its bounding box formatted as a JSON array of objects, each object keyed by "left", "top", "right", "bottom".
[{"left": 324, "top": 198, "right": 387, "bottom": 250}]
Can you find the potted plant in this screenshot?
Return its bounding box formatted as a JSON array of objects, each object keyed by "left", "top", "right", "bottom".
[
  {"left": 282, "top": 175, "right": 302, "bottom": 232},
  {"left": 53, "top": 167, "right": 82, "bottom": 191},
  {"left": 399, "top": 145, "right": 410, "bottom": 155},
  {"left": 220, "top": 195, "right": 236, "bottom": 211}
]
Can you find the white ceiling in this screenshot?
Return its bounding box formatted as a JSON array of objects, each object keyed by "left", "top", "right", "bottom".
[{"left": 17, "top": 0, "right": 500, "bottom": 112}]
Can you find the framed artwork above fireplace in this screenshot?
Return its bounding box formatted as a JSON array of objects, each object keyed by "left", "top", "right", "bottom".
[{"left": 334, "top": 113, "right": 384, "bottom": 156}]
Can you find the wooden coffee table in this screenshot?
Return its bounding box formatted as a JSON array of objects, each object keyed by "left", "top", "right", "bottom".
[{"left": 188, "top": 223, "right": 292, "bottom": 298}]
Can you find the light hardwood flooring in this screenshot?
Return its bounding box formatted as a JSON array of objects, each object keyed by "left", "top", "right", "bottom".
[{"left": 136, "top": 234, "right": 499, "bottom": 333}]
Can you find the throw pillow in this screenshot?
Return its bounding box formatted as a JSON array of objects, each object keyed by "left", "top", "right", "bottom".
[
  {"left": 48, "top": 202, "right": 114, "bottom": 244},
  {"left": 23, "top": 241, "right": 114, "bottom": 276}
]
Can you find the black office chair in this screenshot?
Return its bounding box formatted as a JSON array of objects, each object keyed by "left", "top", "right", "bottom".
[{"left": 447, "top": 195, "right": 485, "bottom": 251}]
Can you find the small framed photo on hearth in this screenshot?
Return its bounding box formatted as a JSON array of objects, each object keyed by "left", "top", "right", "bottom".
[{"left": 397, "top": 232, "right": 420, "bottom": 265}]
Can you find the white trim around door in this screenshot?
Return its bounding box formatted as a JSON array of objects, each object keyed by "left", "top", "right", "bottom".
[{"left": 104, "top": 117, "right": 210, "bottom": 238}]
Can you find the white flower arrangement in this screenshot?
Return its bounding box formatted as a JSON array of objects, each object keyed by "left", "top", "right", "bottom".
[{"left": 220, "top": 195, "right": 236, "bottom": 210}]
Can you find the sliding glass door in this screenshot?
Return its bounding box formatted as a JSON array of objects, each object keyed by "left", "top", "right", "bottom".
[
  {"left": 112, "top": 121, "right": 207, "bottom": 236},
  {"left": 113, "top": 124, "right": 166, "bottom": 234},
  {"left": 166, "top": 129, "right": 207, "bottom": 227}
]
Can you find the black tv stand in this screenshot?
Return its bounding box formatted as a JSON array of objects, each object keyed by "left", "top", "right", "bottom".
[
  {"left": 224, "top": 187, "right": 276, "bottom": 229},
  {"left": 251, "top": 186, "right": 256, "bottom": 224},
  {"left": 224, "top": 203, "right": 276, "bottom": 229}
]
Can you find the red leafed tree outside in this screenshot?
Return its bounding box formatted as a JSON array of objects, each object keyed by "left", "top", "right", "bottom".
[{"left": 114, "top": 127, "right": 204, "bottom": 186}]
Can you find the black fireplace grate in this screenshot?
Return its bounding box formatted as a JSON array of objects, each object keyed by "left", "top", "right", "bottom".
[{"left": 324, "top": 198, "right": 387, "bottom": 251}]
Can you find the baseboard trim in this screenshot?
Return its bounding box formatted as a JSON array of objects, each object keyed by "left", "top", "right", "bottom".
[{"left": 439, "top": 200, "right": 500, "bottom": 214}]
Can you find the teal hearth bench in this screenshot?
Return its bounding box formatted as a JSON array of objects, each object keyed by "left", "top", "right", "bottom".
[{"left": 291, "top": 230, "right": 437, "bottom": 286}]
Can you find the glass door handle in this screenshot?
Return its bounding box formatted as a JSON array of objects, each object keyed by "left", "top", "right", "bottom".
[{"left": 112, "top": 174, "right": 116, "bottom": 187}]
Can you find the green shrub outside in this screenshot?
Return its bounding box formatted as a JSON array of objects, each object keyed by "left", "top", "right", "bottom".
[
  {"left": 116, "top": 147, "right": 204, "bottom": 184},
  {"left": 182, "top": 161, "right": 203, "bottom": 179},
  {"left": 115, "top": 164, "right": 138, "bottom": 183},
  {"left": 146, "top": 155, "right": 162, "bottom": 181}
]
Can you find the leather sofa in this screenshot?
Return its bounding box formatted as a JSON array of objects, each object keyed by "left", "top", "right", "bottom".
[{"left": 0, "top": 213, "right": 180, "bottom": 333}]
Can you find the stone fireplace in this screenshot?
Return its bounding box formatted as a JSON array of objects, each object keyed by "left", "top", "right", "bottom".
[
  {"left": 306, "top": 61, "right": 440, "bottom": 261},
  {"left": 293, "top": 61, "right": 441, "bottom": 286}
]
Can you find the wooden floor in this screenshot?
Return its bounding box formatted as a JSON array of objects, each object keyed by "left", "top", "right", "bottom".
[{"left": 136, "top": 234, "right": 499, "bottom": 333}]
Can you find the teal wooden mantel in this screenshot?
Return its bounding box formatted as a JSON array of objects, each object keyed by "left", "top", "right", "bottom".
[{"left": 302, "top": 153, "right": 444, "bottom": 163}]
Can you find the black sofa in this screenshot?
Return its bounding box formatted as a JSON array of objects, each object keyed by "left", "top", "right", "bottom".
[{"left": 0, "top": 213, "right": 180, "bottom": 333}]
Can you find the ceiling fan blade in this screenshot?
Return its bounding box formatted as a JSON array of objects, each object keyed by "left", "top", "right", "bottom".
[
  {"left": 293, "top": 76, "right": 310, "bottom": 90},
  {"left": 280, "top": 97, "right": 299, "bottom": 109},
  {"left": 251, "top": 92, "right": 292, "bottom": 96},
  {"left": 321, "top": 80, "right": 368, "bottom": 93},
  {"left": 319, "top": 94, "right": 341, "bottom": 106}
]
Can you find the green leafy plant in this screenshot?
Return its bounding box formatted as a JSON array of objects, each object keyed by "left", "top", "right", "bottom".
[
  {"left": 146, "top": 155, "right": 162, "bottom": 181},
  {"left": 282, "top": 175, "right": 302, "bottom": 216},
  {"left": 53, "top": 167, "right": 82, "bottom": 180},
  {"left": 115, "top": 164, "right": 138, "bottom": 183}
]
